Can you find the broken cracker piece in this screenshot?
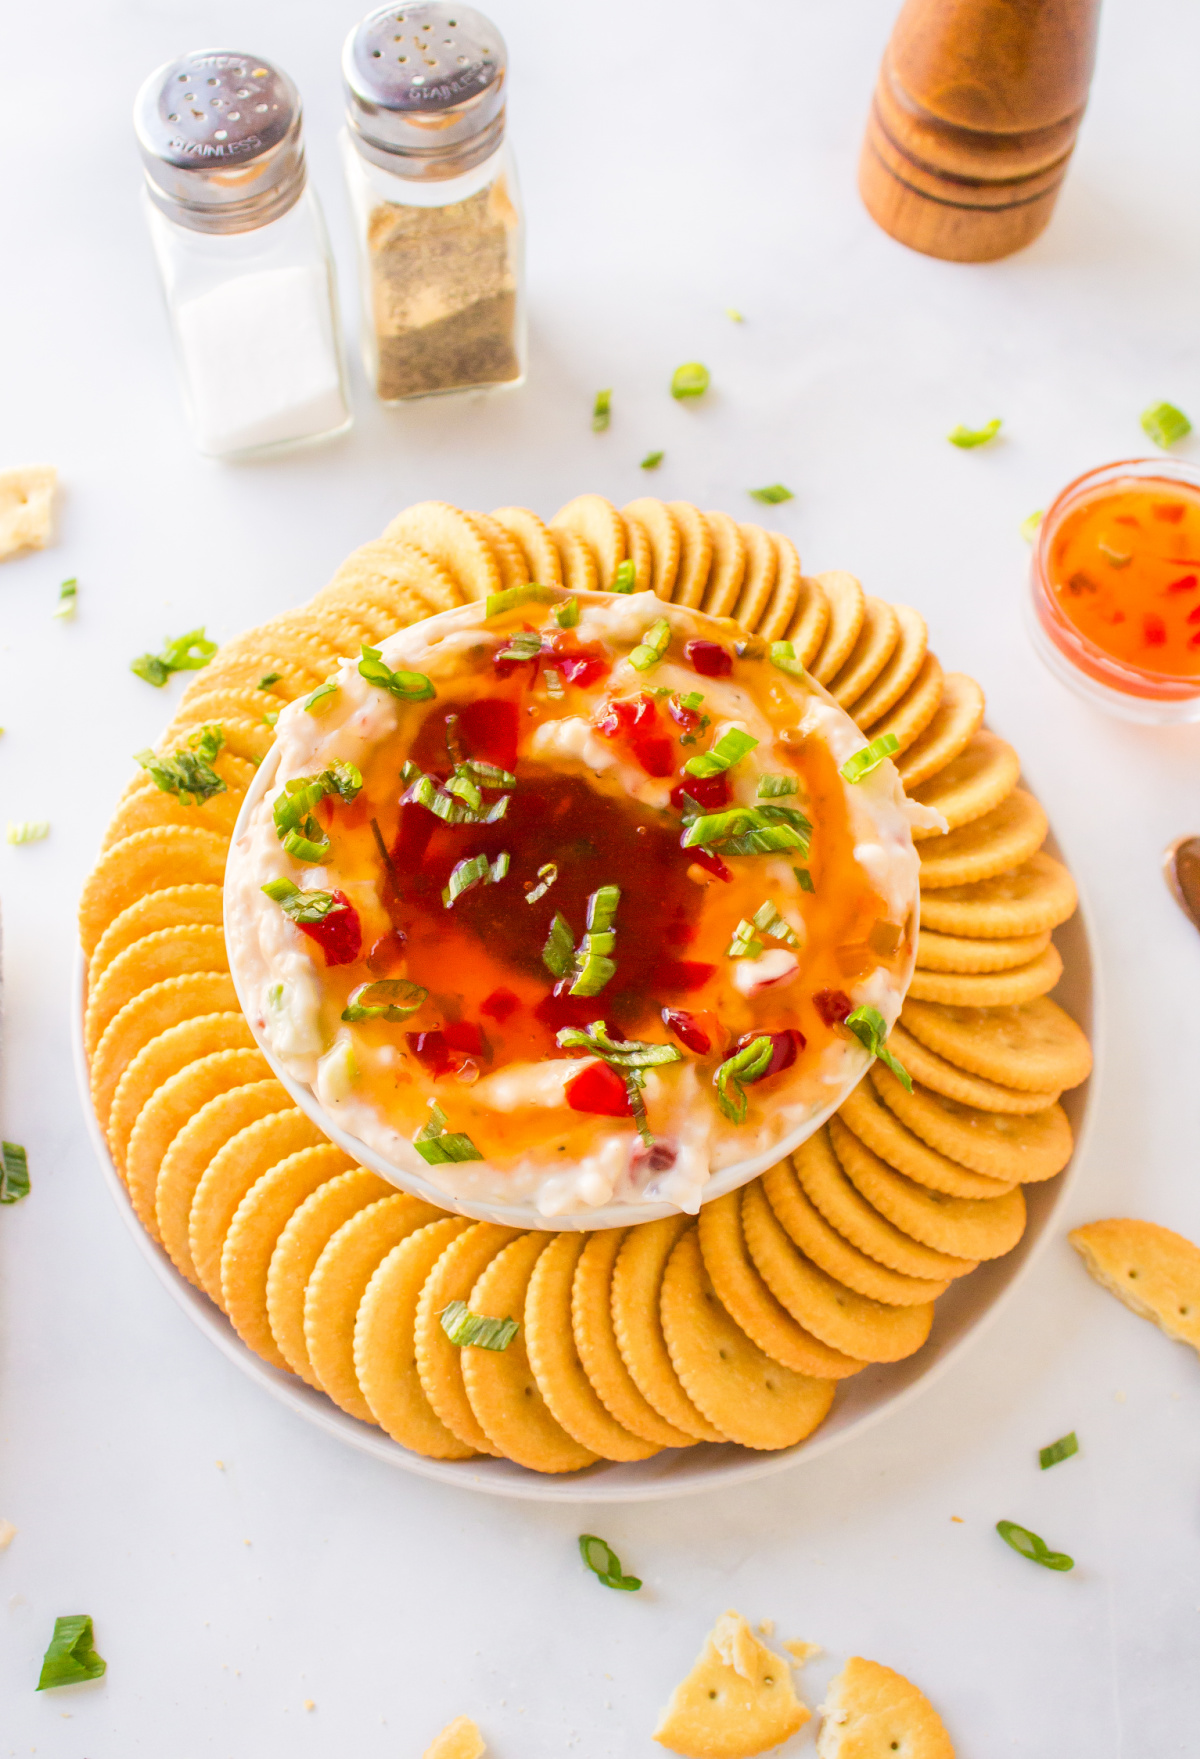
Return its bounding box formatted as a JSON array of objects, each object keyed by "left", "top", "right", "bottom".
[
  {"left": 0, "top": 466, "right": 56, "bottom": 560},
  {"left": 784, "top": 1640, "right": 822, "bottom": 1666},
  {"left": 423, "top": 1714, "right": 485, "bottom": 1759},
  {"left": 817, "top": 1656, "right": 954, "bottom": 1758},
  {"left": 654, "top": 1609, "right": 809, "bottom": 1758},
  {"left": 1070, "top": 1218, "right": 1200, "bottom": 1356}
]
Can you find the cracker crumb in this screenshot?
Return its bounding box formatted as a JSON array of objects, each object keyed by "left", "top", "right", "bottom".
[
  {"left": 950, "top": 1516, "right": 964, "bottom": 1523},
  {"left": 1114, "top": 1390, "right": 1126, "bottom": 1403},
  {"left": 216, "top": 1460, "right": 225, "bottom": 1470},
  {"left": 303, "top": 1700, "right": 315, "bottom": 1712},
  {"left": 0, "top": 1521, "right": 16, "bottom": 1551},
  {"left": 757, "top": 1618, "right": 775, "bottom": 1637},
  {"left": 0, "top": 466, "right": 56, "bottom": 560},
  {"left": 784, "top": 1640, "right": 822, "bottom": 1666}
]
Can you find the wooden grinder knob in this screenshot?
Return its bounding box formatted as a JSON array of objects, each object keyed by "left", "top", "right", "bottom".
[{"left": 859, "top": 0, "right": 1102, "bottom": 262}]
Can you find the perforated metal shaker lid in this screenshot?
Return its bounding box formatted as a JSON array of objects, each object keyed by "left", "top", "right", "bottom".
[
  {"left": 343, "top": 4, "right": 507, "bottom": 178},
  {"left": 134, "top": 50, "right": 305, "bottom": 233}
]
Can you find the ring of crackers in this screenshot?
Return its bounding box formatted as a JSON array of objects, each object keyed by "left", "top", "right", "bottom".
[{"left": 77, "top": 493, "right": 1094, "bottom": 1477}]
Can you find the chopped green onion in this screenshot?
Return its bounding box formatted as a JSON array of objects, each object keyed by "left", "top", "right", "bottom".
[
  {"left": 485, "top": 583, "right": 563, "bottom": 618},
  {"left": 679, "top": 690, "right": 704, "bottom": 711},
  {"left": 258, "top": 672, "right": 282, "bottom": 688},
  {"left": 442, "top": 850, "right": 510, "bottom": 907},
  {"left": 136, "top": 723, "right": 226, "bottom": 805},
  {"left": 683, "top": 726, "right": 759, "bottom": 779},
  {"left": 261, "top": 877, "right": 345, "bottom": 924},
  {"left": 757, "top": 773, "right": 797, "bottom": 798},
  {"left": 768, "top": 640, "right": 805, "bottom": 678},
  {"left": 671, "top": 362, "right": 710, "bottom": 400},
  {"left": 995, "top": 1520, "right": 1074, "bottom": 1572},
  {"left": 1, "top": 1141, "right": 30, "bottom": 1204},
  {"left": 948, "top": 418, "right": 1002, "bottom": 449},
  {"left": 640, "top": 450, "right": 665, "bottom": 470},
  {"left": 359, "top": 645, "right": 436, "bottom": 702},
  {"left": 440, "top": 1299, "right": 518, "bottom": 1350},
  {"left": 593, "top": 388, "right": 611, "bottom": 432},
  {"left": 840, "top": 735, "right": 899, "bottom": 783},
  {"left": 131, "top": 627, "right": 216, "bottom": 687},
  {"left": 403, "top": 764, "right": 510, "bottom": 828},
  {"left": 1020, "top": 511, "right": 1045, "bottom": 544},
  {"left": 752, "top": 900, "right": 800, "bottom": 947},
  {"left": 544, "top": 666, "right": 564, "bottom": 699},
  {"left": 262, "top": 709, "right": 279, "bottom": 728},
  {"left": 1141, "top": 401, "right": 1192, "bottom": 449},
  {"left": 342, "top": 979, "right": 428, "bottom": 1023},
  {"left": 793, "top": 866, "right": 814, "bottom": 893},
  {"left": 273, "top": 762, "right": 362, "bottom": 863},
  {"left": 525, "top": 862, "right": 558, "bottom": 904},
  {"left": 569, "top": 885, "right": 621, "bottom": 996},
  {"left": 612, "top": 559, "right": 636, "bottom": 594},
  {"left": 5, "top": 821, "right": 49, "bottom": 845},
  {"left": 578, "top": 1534, "right": 641, "bottom": 1592},
  {"left": 496, "top": 631, "right": 543, "bottom": 662},
  {"left": 413, "top": 1101, "right": 483, "bottom": 1165},
  {"left": 53, "top": 577, "right": 77, "bottom": 621},
  {"left": 727, "top": 919, "right": 764, "bottom": 960},
  {"left": 1098, "top": 539, "right": 1131, "bottom": 568},
  {"left": 629, "top": 617, "right": 671, "bottom": 671},
  {"left": 714, "top": 1036, "right": 774, "bottom": 1124},
  {"left": 844, "top": 1004, "right": 911, "bottom": 1091},
  {"left": 1039, "top": 1431, "right": 1079, "bottom": 1470},
  {"left": 726, "top": 307, "right": 744, "bottom": 323},
  {"left": 556, "top": 1022, "right": 682, "bottom": 1072},
  {"left": 749, "top": 484, "right": 794, "bottom": 505},
  {"left": 542, "top": 911, "right": 575, "bottom": 979},
  {"left": 37, "top": 1615, "right": 106, "bottom": 1690},
  {"left": 681, "top": 804, "right": 810, "bottom": 857},
  {"left": 303, "top": 680, "right": 338, "bottom": 714},
  {"left": 555, "top": 596, "right": 580, "bottom": 629}
]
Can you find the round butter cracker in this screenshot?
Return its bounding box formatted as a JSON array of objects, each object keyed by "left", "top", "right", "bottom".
[
  {"left": 525, "top": 1233, "right": 660, "bottom": 1461},
  {"left": 906, "top": 942, "right": 1062, "bottom": 1006},
  {"left": 909, "top": 730, "right": 1021, "bottom": 838},
  {"left": 697, "top": 1190, "right": 867, "bottom": 1376},
  {"left": 838, "top": 1079, "right": 1015, "bottom": 1198},
  {"left": 917, "top": 850, "right": 1078, "bottom": 939},
  {"left": 918, "top": 787, "right": 1048, "bottom": 889},
  {"left": 885, "top": 1021, "right": 1060, "bottom": 1114},
  {"left": 461, "top": 1232, "right": 598, "bottom": 1473},
  {"left": 612, "top": 1216, "right": 725, "bottom": 1443},
  {"left": 222, "top": 1144, "right": 355, "bottom": 1370},
  {"left": 156, "top": 1081, "right": 290, "bottom": 1284},
  {"left": 741, "top": 1178, "right": 935, "bottom": 1362},
  {"left": 303, "top": 1192, "right": 443, "bottom": 1423},
  {"left": 901, "top": 995, "right": 1093, "bottom": 1093},
  {"left": 79, "top": 826, "right": 228, "bottom": 959},
  {"left": 661, "top": 1228, "right": 837, "bottom": 1451},
  {"left": 851, "top": 604, "right": 928, "bottom": 729},
  {"left": 354, "top": 1217, "right": 478, "bottom": 1458},
  {"left": 871, "top": 1063, "right": 1074, "bottom": 1185},
  {"left": 761, "top": 1158, "right": 950, "bottom": 1306},
  {"left": 829, "top": 1115, "right": 1027, "bottom": 1261},
  {"left": 415, "top": 1221, "right": 521, "bottom": 1457},
  {"left": 915, "top": 926, "right": 1051, "bottom": 973}
]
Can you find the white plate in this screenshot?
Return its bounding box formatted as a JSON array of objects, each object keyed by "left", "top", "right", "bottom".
[
  {"left": 72, "top": 830, "right": 1090, "bottom": 1505},
  {"left": 72, "top": 830, "right": 1098, "bottom": 1502}
]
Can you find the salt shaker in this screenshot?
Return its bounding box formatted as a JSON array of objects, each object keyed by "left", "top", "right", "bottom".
[
  {"left": 134, "top": 50, "right": 352, "bottom": 458},
  {"left": 341, "top": 3, "right": 526, "bottom": 403}
]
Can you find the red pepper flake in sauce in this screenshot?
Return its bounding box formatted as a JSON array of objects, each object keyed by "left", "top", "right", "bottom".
[
  {"left": 596, "top": 691, "right": 674, "bottom": 777},
  {"left": 298, "top": 892, "right": 362, "bottom": 966},
  {"left": 565, "top": 1060, "right": 631, "bottom": 1117},
  {"left": 812, "top": 987, "right": 853, "bottom": 1027},
  {"left": 731, "top": 1027, "right": 805, "bottom": 1079},
  {"left": 662, "top": 1008, "right": 713, "bottom": 1055},
  {"left": 684, "top": 639, "right": 733, "bottom": 678},
  {"left": 480, "top": 987, "right": 521, "bottom": 1023}
]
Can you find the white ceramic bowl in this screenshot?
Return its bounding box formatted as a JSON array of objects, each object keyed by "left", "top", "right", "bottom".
[
  {"left": 226, "top": 732, "right": 905, "bottom": 1230},
  {"left": 73, "top": 830, "right": 1097, "bottom": 1502}
]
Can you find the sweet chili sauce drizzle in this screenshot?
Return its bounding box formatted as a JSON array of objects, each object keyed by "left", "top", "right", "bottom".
[{"left": 1049, "top": 480, "right": 1200, "bottom": 677}]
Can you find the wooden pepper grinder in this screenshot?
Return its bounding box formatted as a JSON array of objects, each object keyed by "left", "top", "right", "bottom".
[{"left": 859, "top": 0, "right": 1102, "bottom": 262}]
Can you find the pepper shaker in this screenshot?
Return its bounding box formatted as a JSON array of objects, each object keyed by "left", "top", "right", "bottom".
[
  {"left": 341, "top": 3, "right": 526, "bottom": 403},
  {"left": 135, "top": 50, "right": 352, "bottom": 458}
]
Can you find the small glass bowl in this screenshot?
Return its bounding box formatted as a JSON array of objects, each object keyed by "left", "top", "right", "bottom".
[{"left": 1027, "top": 456, "right": 1200, "bottom": 724}]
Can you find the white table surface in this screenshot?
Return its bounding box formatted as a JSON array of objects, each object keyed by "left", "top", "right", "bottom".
[{"left": 3, "top": 0, "right": 1199, "bottom": 1751}]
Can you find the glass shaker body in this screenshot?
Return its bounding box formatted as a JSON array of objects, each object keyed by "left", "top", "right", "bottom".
[
  {"left": 341, "top": 3, "right": 525, "bottom": 404},
  {"left": 134, "top": 50, "right": 351, "bottom": 460},
  {"left": 145, "top": 185, "right": 351, "bottom": 459},
  {"left": 341, "top": 133, "right": 525, "bottom": 404}
]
